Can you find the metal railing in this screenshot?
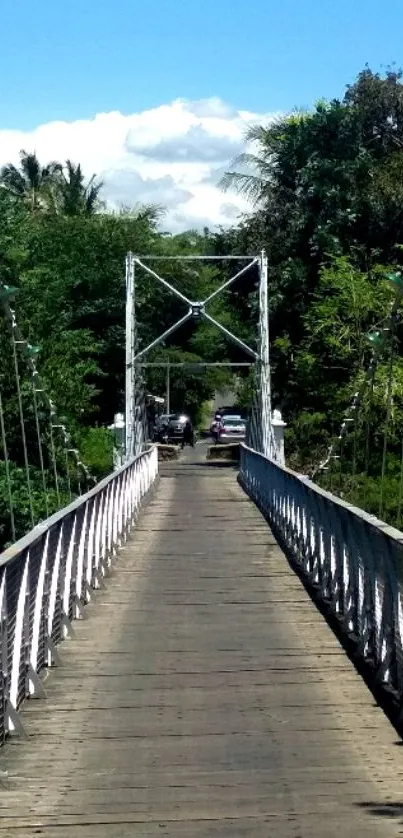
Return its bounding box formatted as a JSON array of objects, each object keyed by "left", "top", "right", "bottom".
[
  {"left": 0, "top": 446, "right": 158, "bottom": 744},
  {"left": 240, "top": 444, "right": 403, "bottom": 704}
]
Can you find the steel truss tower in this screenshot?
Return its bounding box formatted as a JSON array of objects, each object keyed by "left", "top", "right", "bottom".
[{"left": 125, "top": 251, "right": 276, "bottom": 459}]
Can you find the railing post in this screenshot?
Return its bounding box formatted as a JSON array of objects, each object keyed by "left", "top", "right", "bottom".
[{"left": 271, "top": 409, "right": 286, "bottom": 466}]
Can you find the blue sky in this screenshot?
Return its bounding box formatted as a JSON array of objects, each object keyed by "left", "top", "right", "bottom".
[
  {"left": 0, "top": 0, "right": 402, "bottom": 231},
  {"left": 0, "top": 0, "right": 402, "bottom": 130}
]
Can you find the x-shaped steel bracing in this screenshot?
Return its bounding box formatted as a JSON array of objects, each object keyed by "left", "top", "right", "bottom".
[
  {"left": 131, "top": 257, "right": 259, "bottom": 362},
  {"left": 125, "top": 250, "right": 274, "bottom": 462}
]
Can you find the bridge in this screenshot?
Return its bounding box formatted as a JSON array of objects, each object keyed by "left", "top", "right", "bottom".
[{"left": 1, "top": 254, "right": 403, "bottom": 835}]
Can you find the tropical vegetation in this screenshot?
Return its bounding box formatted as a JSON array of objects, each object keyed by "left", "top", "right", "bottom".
[{"left": 1, "top": 66, "right": 403, "bottom": 547}]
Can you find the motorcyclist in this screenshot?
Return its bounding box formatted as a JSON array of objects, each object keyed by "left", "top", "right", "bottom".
[
  {"left": 210, "top": 412, "right": 221, "bottom": 442},
  {"left": 155, "top": 415, "right": 170, "bottom": 443}
]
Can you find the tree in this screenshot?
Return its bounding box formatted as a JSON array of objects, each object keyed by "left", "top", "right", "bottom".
[
  {"left": 55, "top": 160, "right": 104, "bottom": 216},
  {"left": 0, "top": 150, "right": 61, "bottom": 212},
  {"left": 293, "top": 257, "right": 393, "bottom": 418},
  {"left": 5, "top": 67, "right": 403, "bottom": 542},
  {"left": 213, "top": 68, "right": 403, "bottom": 527},
  {"left": 220, "top": 122, "right": 278, "bottom": 204},
  {"left": 218, "top": 68, "right": 403, "bottom": 407}
]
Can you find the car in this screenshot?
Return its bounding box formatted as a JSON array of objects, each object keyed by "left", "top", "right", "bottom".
[
  {"left": 216, "top": 405, "right": 245, "bottom": 419},
  {"left": 153, "top": 414, "right": 176, "bottom": 442},
  {"left": 166, "top": 414, "right": 190, "bottom": 443},
  {"left": 215, "top": 415, "right": 247, "bottom": 444},
  {"left": 155, "top": 413, "right": 192, "bottom": 444}
]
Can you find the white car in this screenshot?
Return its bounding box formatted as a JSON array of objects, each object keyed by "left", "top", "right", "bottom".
[{"left": 215, "top": 415, "right": 246, "bottom": 444}]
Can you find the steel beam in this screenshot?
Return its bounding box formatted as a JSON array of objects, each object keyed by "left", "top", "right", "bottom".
[
  {"left": 133, "top": 257, "right": 192, "bottom": 306},
  {"left": 125, "top": 253, "right": 135, "bottom": 458},
  {"left": 202, "top": 311, "right": 258, "bottom": 360},
  {"left": 203, "top": 258, "right": 258, "bottom": 305},
  {"left": 133, "top": 311, "right": 193, "bottom": 363}
]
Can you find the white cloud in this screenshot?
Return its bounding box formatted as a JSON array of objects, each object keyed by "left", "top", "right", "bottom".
[{"left": 0, "top": 98, "right": 277, "bottom": 231}]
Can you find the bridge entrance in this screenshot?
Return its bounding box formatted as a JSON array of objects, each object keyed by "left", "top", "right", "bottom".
[{"left": 124, "top": 252, "right": 274, "bottom": 459}]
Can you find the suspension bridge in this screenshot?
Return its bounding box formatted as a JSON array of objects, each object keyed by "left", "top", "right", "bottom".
[{"left": 0, "top": 253, "right": 403, "bottom": 836}]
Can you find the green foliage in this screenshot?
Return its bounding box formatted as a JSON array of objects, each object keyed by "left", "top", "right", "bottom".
[
  {"left": 76, "top": 427, "right": 114, "bottom": 479},
  {"left": 285, "top": 412, "right": 330, "bottom": 472},
  {"left": 215, "top": 66, "right": 403, "bottom": 527},
  {"left": 236, "top": 368, "right": 256, "bottom": 410},
  {"left": 0, "top": 462, "right": 71, "bottom": 548},
  {"left": 0, "top": 151, "right": 103, "bottom": 217},
  {"left": 5, "top": 65, "right": 403, "bottom": 545},
  {"left": 40, "top": 329, "right": 102, "bottom": 422},
  {"left": 0, "top": 150, "right": 62, "bottom": 212},
  {"left": 54, "top": 161, "right": 104, "bottom": 216},
  {"left": 293, "top": 258, "right": 393, "bottom": 415},
  {"left": 0, "top": 149, "right": 256, "bottom": 549}
]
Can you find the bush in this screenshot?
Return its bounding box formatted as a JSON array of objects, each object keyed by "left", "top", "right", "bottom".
[{"left": 76, "top": 426, "right": 114, "bottom": 480}]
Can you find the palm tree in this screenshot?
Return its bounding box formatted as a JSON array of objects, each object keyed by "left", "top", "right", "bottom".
[
  {"left": 219, "top": 124, "right": 277, "bottom": 205},
  {"left": 220, "top": 114, "right": 306, "bottom": 205},
  {"left": 0, "top": 150, "right": 62, "bottom": 211},
  {"left": 56, "top": 161, "right": 104, "bottom": 216}
]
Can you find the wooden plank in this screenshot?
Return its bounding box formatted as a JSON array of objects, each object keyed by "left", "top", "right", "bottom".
[{"left": 0, "top": 449, "right": 403, "bottom": 836}]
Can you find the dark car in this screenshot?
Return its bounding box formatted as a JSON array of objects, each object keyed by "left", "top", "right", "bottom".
[
  {"left": 154, "top": 413, "right": 192, "bottom": 445},
  {"left": 153, "top": 414, "right": 176, "bottom": 443},
  {"left": 166, "top": 414, "right": 189, "bottom": 443}
]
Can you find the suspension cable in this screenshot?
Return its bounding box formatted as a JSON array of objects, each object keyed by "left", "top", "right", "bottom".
[
  {"left": 0, "top": 389, "right": 16, "bottom": 542},
  {"left": 1, "top": 288, "right": 96, "bottom": 501},
  {"left": 30, "top": 359, "right": 49, "bottom": 518},
  {"left": 63, "top": 446, "right": 72, "bottom": 501},
  {"left": 9, "top": 308, "right": 35, "bottom": 528},
  {"left": 51, "top": 422, "right": 73, "bottom": 501},
  {"left": 378, "top": 329, "right": 396, "bottom": 519},
  {"left": 362, "top": 364, "right": 376, "bottom": 509},
  {"left": 48, "top": 401, "right": 61, "bottom": 505},
  {"left": 397, "top": 438, "right": 403, "bottom": 529},
  {"left": 351, "top": 399, "right": 360, "bottom": 482}
]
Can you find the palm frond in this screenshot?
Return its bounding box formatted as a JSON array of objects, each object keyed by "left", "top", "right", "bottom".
[
  {"left": 84, "top": 182, "right": 104, "bottom": 213},
  {"left": 19, "top": 151, "right": 42, "bottom": 189},
  {"left": 57, "top": 160, "right": 104, "bottom": 215},
  {"left": 219, "top": 171, "right": 270, "bottom": 203},
  {"left": 43, "top": 160, "right": 63, "bottom": 179},
  {"left": 218, "top": 117, "right": 281, "bottom": 204},
  {"left": 0, "top": 164, "right": 26, "bottom": 197}
]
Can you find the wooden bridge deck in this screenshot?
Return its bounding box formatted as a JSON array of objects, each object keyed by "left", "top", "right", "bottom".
[{"left": 2, "top": 450, "right": 403, "bottom": 836}]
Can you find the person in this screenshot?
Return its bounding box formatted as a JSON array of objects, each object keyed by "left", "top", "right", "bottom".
[
  {"left": 182, "top": 418, "right": 194, "bottom": 448},
  {"left": 210, "top": 412, "right": 221, "bottom": 442}
]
